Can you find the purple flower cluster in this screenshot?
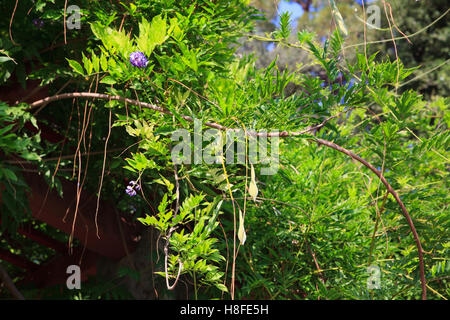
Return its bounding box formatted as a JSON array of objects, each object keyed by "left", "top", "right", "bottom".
[
  {"left": 125, "top": 180, "right": 141, "bottom": 197},
  {"left": 32, "top": 18, "right": 44, "bottom": 29},
  {"left": 129, "top": 51, "right": 148, "bottom": 68}
]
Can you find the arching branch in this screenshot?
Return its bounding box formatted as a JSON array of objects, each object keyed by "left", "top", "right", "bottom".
[
  {"left": 313, "top": 138, "right": 426, "bottom": 300},
  {"left": 28, "top": 92, "right": 338, "bottom": 137}
]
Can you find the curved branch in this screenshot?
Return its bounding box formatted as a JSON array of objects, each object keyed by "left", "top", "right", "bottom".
[
  {"left": 164, "top": 253, "right": 183, "bottom": 291},
  {"left": 27, "top": 92, "right": 333, "bottom": 137},
  {"left": 27, "top": 91, "right": 427, "bottom": 299},
  {"left": 313, "top": 138, "right": 426, "bottom": 300}
]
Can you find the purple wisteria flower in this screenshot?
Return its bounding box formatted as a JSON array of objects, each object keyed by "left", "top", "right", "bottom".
[
  {"left": 125, "top": 186, "right": 137, "bottom": 197},
  {"left": 32, "top": 18, "right": 44, "bottom": 29},
  {"left": 125, "top": 180, "right": 141, "bottom": 197},
  {"left": 129, "top": 51, "right": 148, "bottom": 68},
  {"left": 130, "top": 180, "right": 141, "bottom": 191}
]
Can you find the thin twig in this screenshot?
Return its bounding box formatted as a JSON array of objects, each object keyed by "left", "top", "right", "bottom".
[
  {"left": 63, "top": 0, "right": 68, "bottom": 45},
  {"left": 9, "top": 0, "right": 19, "bottom": 46},
  {"left": 164, "top": 164, "right": 182, "bottom": 290},
  {"left": 382, "top": 1, "right": 400, "bottom": 94},
  {"left": 27, "top": 92, "right": 337, "bottom": 137},
  {"left": 94, "top": 93, "right": 112, "bottom": 239},
  {"left": 305, "top": 239, "right": 325, "bottom": 284},
  {"left": 344, "top": 8, "right": 449, "bottom": 50}
]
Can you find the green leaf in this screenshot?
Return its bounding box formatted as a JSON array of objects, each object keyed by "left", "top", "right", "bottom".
[
  {"left": 67, "top": 59, "right": 85, "bottom": 76},
  {"left": 100, "top": 76, "right": 117, "bottom": 85},
  {"left": 20, "top": 152, "right": 40, "bottom": 161},
  {"left": 150, "top": 15, "right": 167, "bottom": 46},
  {"left": 0, "top": 123, "right": 15, "bottom": 136},
  {"left": 215, "top": 283, "right": 228, "bottom": 292},
  {"left": 82, "top": 52, "right": 93, "bottom": 75},
  {"left": 91, "top": 53, "right": 100, "bottom": 73},
  {"left": 90, "top": 23, "right": 105, "bottom": 41},
  {"left": 274, "top": 11, "right": 292, "bottom": 39},
  {"left": 297, "top": 30, "right": 316, "bottom": 44},
  {"left": 0, "top": 56, "right": 13, "bottom": 63},
  {"left": 137, "top": 15, "right": 167, "bottom": 55},
  {"left": 100, "top": 53, "right": 108, "bottom": 71},
  {"left": 330, "top": 0, "right": 348, "bottom": 37},
  {"left": 1, "top": 168, "right": 17, "bottom": 182},
  {"left": 136, "top": 18, "right": 152, "bottom": 55}
]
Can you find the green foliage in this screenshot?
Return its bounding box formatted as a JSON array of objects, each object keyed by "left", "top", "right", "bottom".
[
  {"left": 273, "top": 11, "right": 292, "bottom": 40},
  {"left": 0, "top": 0, "right": 448, "bottom": 301},
  {"left": 139, "top": 188, "right": 226, "bottom": 292},
  {"left": 0, "top": 102, "right": 42, "bottom": 232}
]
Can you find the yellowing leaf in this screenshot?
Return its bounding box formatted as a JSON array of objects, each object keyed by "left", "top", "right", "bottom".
[
  {"left": 330, "top": 0, "right": 348, "bottom": 37},
  {"left": 248, "top": 164, "right": 258, "bottom": 202},
  {"left": 238, "top": 209, "right": 246, "bottom": 245}
]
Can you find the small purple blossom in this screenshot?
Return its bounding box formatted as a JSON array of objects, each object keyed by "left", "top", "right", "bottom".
[
  {"left": 129, "top": 51, "right": 148, "bottom": 68},
  {"left": 32, "top": 18, "right": 44, "bottom": 29},
  {"left": 126, "top": 186, "right": 137, "bottom": 197},
  {"left": 129, "top": 180, "right": 141, "bottom": 191},
  {"left": 125, "top": 180, "right": 140, "bottom": 197}
]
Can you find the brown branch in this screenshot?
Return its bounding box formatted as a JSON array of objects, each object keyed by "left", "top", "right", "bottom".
[
  {"left": 0, "top": 262, "right": 24, "bottom": 300},
  {"left": 9, "top": 0, "right": 19, "bottom": 46},
  {"left": 27, "top": 92, "right": 336, "bottom": 137},
  {"left": 306, "top": 240, "right": 326, "bottom": 284},
  {"left": 27, "top": 91, "right": 427, "bottom": 299}
]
